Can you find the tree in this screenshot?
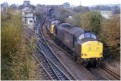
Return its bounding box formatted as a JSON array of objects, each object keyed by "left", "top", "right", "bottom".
[
  {"left": 34, "top": 5, "right": 45, "bottom": 21},
  {"left": 55, "top": 8, "right": 72, "bottom": 22},
  {"left": 101, "top": 15, "right": 120, "bottom": 47},
  {"left": 9, "top": 4, "right": 17, "bottom": 10},
  {"left": 112, "top": 6, "right": 120, "bottom": 14},
  {"left": 18, "top": 5, "right": 24, "bottom": 10},
  {"left": 73, "top": 6, "right": 90, "bottom": 13},
  {"left": 66, "top": 12, "right": 82, "bottom": 26},
  {"left": 89, "top": 11, "right": 102, "bottom": 34},
  {"left": 100, "top": 15, "right": 120, "bottom": 60},
  {"left": 81, "top": 11, "right": 102, "bottom": 35},
  {"left": 63, "top": 2, "right": 70, "bottom": 8}
]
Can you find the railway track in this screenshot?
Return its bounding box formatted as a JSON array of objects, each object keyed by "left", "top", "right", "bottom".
[
  {"left": 24, "top": 27, "right": 70, "bottom": 80},
  {"left": 24, "top": 17, "right": 76, "bottom": 80},
  {"left": 23, "top": 27, "right": 53, "bottom": 80},
  {"left": 33, "top": 25, "right": 95, "bottom": 80},
  {"left": 88, "top": 65, "right": 120, "bottom": 80},
  {"left": 100, "top": 64, "right": 120, "bottom": 80},
  {"left": 36, "top": 17, "right": 76, "bottom": 80}
]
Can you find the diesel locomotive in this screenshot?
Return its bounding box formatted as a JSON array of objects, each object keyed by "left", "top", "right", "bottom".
[{"left": 46, "top": 19, "right": 103, "bottom": 67}]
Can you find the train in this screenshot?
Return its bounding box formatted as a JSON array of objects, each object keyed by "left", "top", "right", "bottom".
[{"left": 46, "top": 19, "right": 103, "bottom": 67}]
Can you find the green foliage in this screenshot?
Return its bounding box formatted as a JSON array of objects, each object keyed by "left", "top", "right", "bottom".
[
  {"left": 66, "top": 12, "right": 82, "bottom": 26},
  {"left": 1, "top": 10, "right": 40, "bottom": 80},
  {"left": 55, "top": 8, "right": 72, "bottom": 22},
  {"left": 81, "top": 11, "right": 102, "bottom": 35},
  {"left": 1, "top": 10, "right": 22, "bottom": 79},
  {"left": 2, "top": 10, "right": 22, "bottom": 59},
  {"left": 73, "top": 6, "right": 90, "bottom": 13},
  {"left": 35, "top": 7, "right": 45, "bottom": 21},
  {"left": 35, "top": 5, "right": 48, "bottom": 21},
  {"left": 100, "top": 15, "right": 120, "bottom": 60}
]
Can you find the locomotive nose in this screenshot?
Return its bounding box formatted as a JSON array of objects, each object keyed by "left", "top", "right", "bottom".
[
  {"left": 50, "top": 24, "right": 54, "bottom": 34},
  {"left": 81, "top": 41, "right": 103, "bottom": 59}
]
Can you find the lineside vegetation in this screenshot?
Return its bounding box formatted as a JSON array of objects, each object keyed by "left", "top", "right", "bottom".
[{"left": 1, "top": 9, "right": 41, "bottom": 80}]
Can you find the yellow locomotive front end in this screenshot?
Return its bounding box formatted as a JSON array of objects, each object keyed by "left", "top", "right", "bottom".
[
  {"left": 50, "top": 20, "right": 59, "bottom": 34},
  {"left": 81, "top": 41, "right": 103, "bottom": 59},
  {"left": 50, "top": 24, "right": 54, "bottom": 34},
  {"left": 78, "top": 32, "right": 103, "bottom": 67}
]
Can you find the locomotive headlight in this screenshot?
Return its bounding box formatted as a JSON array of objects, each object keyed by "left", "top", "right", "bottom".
[
  {"left": 100, "top": 52, "right": 103, "bottom": 56},
  {"left": 82, "top": 54, "right": 87, "bottom": 56},
  {"left": 84, "top": 54, "right": 87, "bottom": 56}
]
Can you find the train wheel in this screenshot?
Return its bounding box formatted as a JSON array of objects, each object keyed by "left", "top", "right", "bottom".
[
  {"left": 86, "top": 61, "right": 91, "bottom": 68},
  {"left": 91, "top": 60, "right": 97, "bottom": 67},
  {"left": 96, "top": 60, "right": 101, "bottom": 67}
]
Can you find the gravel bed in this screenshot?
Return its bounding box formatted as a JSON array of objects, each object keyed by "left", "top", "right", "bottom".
[
  {"left": 103, "top": 62, "right": 120, "bottom": 76},
  {"left": 88, "top": 67, "right": 118, "bottom": 80}
]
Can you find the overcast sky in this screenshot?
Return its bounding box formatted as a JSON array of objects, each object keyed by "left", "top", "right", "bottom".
[{"left": 0, "top": 0, "right": 120, "bottom": 6}]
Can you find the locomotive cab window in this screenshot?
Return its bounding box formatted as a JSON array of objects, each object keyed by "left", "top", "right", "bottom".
[
  {"left": 79, "top": 33, "right": 97, "bottom": 40},
  {"left": 85, "top": 33, "right": 90, "bottom": 38},
  {"left": 79, "top": 34, "right": 84, "bottom": 40},
  {"left": 91, "top": 33, "right": 97, "bottom": 39}
]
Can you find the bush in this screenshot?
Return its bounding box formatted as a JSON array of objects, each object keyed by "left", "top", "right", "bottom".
[
  {"left": 73, "top": 6, "right": 90, "bottom": 13},
  {"left": 1, "top": 10, "right": 41, "bottom": 80},
  {"left": 55, "top": 8, "right": 72, "bottom": 22},
  {"left": 81, "top": 11, "right": 102, "bottom": 35},
  {"left": 100, "top": 15, "right": 120, "bottom": 60},
  {"left": 1, "top": 10, "right": 22, "bottom": 79},
  {"left": 66, "top": 12, "right": 82, "bottom": 26}
]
